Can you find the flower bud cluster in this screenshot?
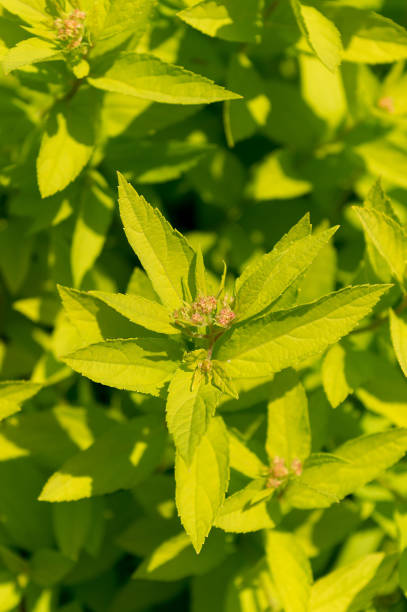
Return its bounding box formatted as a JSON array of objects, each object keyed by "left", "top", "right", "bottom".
[
  {"left": 54, "top": 9, "right": 86, "bottom": 50},
  {"left": 266, "top": 456, "right": 302, "bottom": 489},
  {"left": 173, "top": 294, "right": 236, "bottom": 332},
  {"left": 198, "top": 359, "right": 212, "bottom": 374},
  {"left": 378, "top": 96, "right": 395, "bottom": 114}
]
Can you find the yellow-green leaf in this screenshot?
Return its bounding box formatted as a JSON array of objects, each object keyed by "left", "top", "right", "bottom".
[
  {"left": 88, "top": 53, "right": 241, "bottom": 104},
  {"left": 118, "top": 173, "right": 194, "bottom": 309},
  {"left": 266, "top": 531, "right": 313, "bottom": 612},
  {"left": 39, "top": 416, "right": 166, "bottom": 501},
  {"left": 63, "top": 338, "right": 180, "bottom": 396},
  {"left": 175, "top": 416, "right": 229, "bottom": 553}
]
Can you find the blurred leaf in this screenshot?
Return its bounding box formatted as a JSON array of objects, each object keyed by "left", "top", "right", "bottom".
[
  {"left": 71, "top": 172, "right": 114, "bottom": 288},
  {"left": 310, "top": 553, "right": 397, "bottom": 611},
  {"left": 39, "top": 416, "right": 167, "bottom": 501},
  {"left": 291, "top": 0, "right": 343, "bottom": 71},
  {"left": 133, "top": 530, "right": 228, "bottom": 581},
  {"left": 178, "top": 0, "right": 264, "bottom": 43},
  {"left": 37, "top": 87, "right": 100, "bottom": 198},
  {"left": 249, "top": 150, "right": 312, "bottom": 201}
]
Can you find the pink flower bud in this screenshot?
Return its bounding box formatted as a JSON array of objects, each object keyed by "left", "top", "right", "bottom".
[
  {"left": 199, "top": 359, "right": 212, "bottom": 373},
  {"left": 272, "top": 456, "right": 289, "bottom": 478},
  {"left": 72, "top": 9, "right": 86, "bottom": 19},
  {"left": 291, "top": 458, "right": 302, "bottom": 476},
  {"left": 197, "top": 295, "right": 217, "bottom": 314},
  {"left": 191, "top": 312, "right": 204, "bottom": 325},
  {"left": 266, "top": 477, "right": 282, "bottom": 489},
  {"left": 378, "top": 96, "right": 395, "bottom": 114},
  {"left": 69, "top": 37, "right": 82, "bottom": 48},
  {"left": 216, "top": 306, "right": 236, "bottom": 327}
]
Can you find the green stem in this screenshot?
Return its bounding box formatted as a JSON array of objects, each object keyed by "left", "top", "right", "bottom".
[{"left": 264, "top": 0, "right": 280, "bottom": 21}]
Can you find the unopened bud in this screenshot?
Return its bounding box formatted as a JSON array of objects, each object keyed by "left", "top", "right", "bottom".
[
  {"left": 378, "top": 96, "right": 395, "bottom": 114},
  {"left": 199, "top": 359, "right": 212, "bottom": 373},
  {"left": 291, "top": 457, "right": 302, "bottom": 476},
  {"left": 216, "top": 306, "right": 236, "bottom": 327},
  {"left": 272, "top": 456, "right": 289, "bottom": 478},
  {"left": 191, "top": 312, "right": 204, "bottom": 325},
  {"left": 72, "top": 9, "right": 86, "bottom": 19},
  {"left": 69, "top": 37, "right": 82, "bottom": 48},
  {"left": 266, "top": 477, "right": 282, "bottom": 489},
  {"left": 197, "top": 295, "right": 217, "bottom": 314}
]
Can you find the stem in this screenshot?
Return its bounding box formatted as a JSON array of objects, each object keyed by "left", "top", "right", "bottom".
[
  {"left": 207, "top": 331, "right": 224, "bottom": 359},
  {"left": 62, "top": 77, "right": 84, "bottom": 102},
  {"left": 39, "top": 77, "right": 84, "bottom": 120},
  {"left": 264, "top": 0, "right": 280, "bottom": 21}
]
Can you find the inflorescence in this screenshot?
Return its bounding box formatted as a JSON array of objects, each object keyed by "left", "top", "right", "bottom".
[
  {"left": 173, "top": 294, "right": 236, "bottom": 335},
  {"left": 266, "top": 456, "right": 303, "bottom": 489},
  {"left": 54, "top": 9, "right": 87, "bottom": 50}
]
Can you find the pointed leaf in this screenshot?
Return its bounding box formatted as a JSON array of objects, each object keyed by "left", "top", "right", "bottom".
[
  {"left": 291, "top": 0, "right": 343, "bottom": 71},
  {"left": 310, "top": 553, "right": 397, "bottom": 612},
  {"left": 235, "top": 226, "right": 338, "bottom": 321},
  {"left": 354, "top": 205, "right": 407, "bottom": 285},
  {"left": 58, "top": 285, "right": 144, "bottom": 348},
  {"left": 88, "top": 53, "right": 241, "bottom": 104},
  {"left": 284, "top": 428, "right": 407, "bottom": 509},
  {"left": 63, "top": 338, "right": 180, "bottom": 396},
  {"left": 0, "top": 0, "right": 46, "bottom": 24},
  {"left": 133, "top": 531, "right": 228, "bottom": 581},
  {"left": 249, "top": 150, "right": 312, "bottom": 201},
  {"left": 211, "top": 361, "right": 239, "bottom": 399},
  {"left": 325, "top": 5, "right": 407, "bottom": 64},
  {"left": 0, "top": 381, "right": 41, "bottom": 421},
  {"left": 390, "top": 309, "right": 407, "bottom": 377},
  {"left": 322, "top": 343, "right": 351, "bottom": 408},
  {"left": 91, "top": 291, "right": 176, "bottom": 335},
  {"left": 266, "top": 371, "right": 311, "bottom": 465},
  {"left": 166, "top": 367, "right": 220, "bottom": 463},
  {"left": 39, "top": 416, "right": 166, "bottom": 501},
  {"left": 118, "top": 174, "right": 194, "bottom": 309},
  {"left": 2, "top": 38, "right": 60, "bottom": 74},
  {"left": 189, "top": 246, "right": 207, "bottom": 299},
  {"left": 37, "top": 88, "right": 100, "bottom": 198},
  {"left": 178, "top": 0, "right": 264, "bottom": 44},
  {"left": 214, "top": 480, "right": 280, "bottom": 533},
  {"left": 266, "top": 531, "right": 313, "bottom": 612},
  {"left": 175, "top": 416, "right": 229, "bottom": 553},
  {"left": 87, "top": 0, "right": 154, "bottom": 44},
  {"left": 215, "top": 285, "right": 390, "bottom": 379}
]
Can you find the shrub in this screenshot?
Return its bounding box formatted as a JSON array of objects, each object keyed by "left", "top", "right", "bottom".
[{"left": 2, "top": 1, "right": 407, "bottom": 611}]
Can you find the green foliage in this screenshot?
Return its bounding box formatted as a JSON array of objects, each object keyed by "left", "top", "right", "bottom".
[{"left": 3, "top": 0, "right": 407, "bottom": 609}]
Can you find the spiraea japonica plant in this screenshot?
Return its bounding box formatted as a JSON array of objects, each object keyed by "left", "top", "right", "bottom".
[
  {"left": 5, "top": 0, "right": 407, "bottom": 610},
  {"left": 37, "top": 173, "right": 407, "bottom": 572}
]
